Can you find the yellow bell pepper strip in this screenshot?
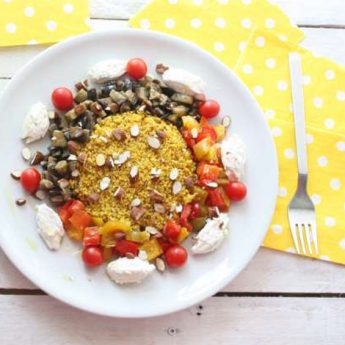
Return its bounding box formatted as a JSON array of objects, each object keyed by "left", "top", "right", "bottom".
[
  {"left": 100, "top": 220, "right": 131, "bottom": 248},
  {"left": 193, "top": 137, "right": 213, "bottom": 161},
  {"left": 140, "top": 238, "right": 163, "bottom": 261},
  {"left": 125, "top": 230, "right": 150, "bottom": 243},
  {"left": 182, "top": 115, "right": 200, "bottom": 130}
]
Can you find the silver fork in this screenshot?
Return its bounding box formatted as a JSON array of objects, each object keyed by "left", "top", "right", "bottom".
[{"left": 287, "top": 52, "right": 319, "bottom": 255}]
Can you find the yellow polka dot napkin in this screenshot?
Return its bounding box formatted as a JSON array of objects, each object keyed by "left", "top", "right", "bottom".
[
  {"left": 0, "top": 0, "right": 90, "bottom": 47},
  {"left": 131, "top": 0, "right": 345, "bottom": 264},
  {"left": 130, "top": 0, "right": 304, "bottom": 68},
  {"left": 236, "top": 32, "right": 345, "bottom": 264}
]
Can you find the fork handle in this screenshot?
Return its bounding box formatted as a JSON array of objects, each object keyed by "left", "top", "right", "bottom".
[{"left": 289, "top": 53, "right": 308, "bottom": 175}]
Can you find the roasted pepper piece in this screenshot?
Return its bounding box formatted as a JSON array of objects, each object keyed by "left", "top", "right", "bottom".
[
  {"left": 140, "top": 238, "right": 163, "bottom": 261},
  {"left": 125, "top": 230, "right": 150, "bottom": 243},
  {"left": 177, "top": 227, "right": 190, "bottom": 242}
]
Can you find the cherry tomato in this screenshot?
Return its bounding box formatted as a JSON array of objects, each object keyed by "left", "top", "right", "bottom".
[
  {"left": 164, "top": 220, "right": 181, "bottom": 241},
  {"left": 51, "top": 87, "right": 74, "bottom": 111},
  {"left": 165, "top": 245, "right": 188, "bottom": 268},
  {"left": 126, "top": 58, "right": 147, "bottom": 80},
  {"left": 82, "top": 246, "right": 103, "bottom": 267},
  {"left": 224, "top": 181, "right": 247, "bottom": 201},
  {"left": 114, "top": 239, "right": 139, "bottom": 256},
  {"left": 199, "top": 100, "right": 220, "bottom": 118},
  {"left": 20, "top": 168, "right": 41, "bottom": 194}
]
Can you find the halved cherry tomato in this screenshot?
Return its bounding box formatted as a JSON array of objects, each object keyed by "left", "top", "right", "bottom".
[
  {"left": 206, "top": 187, "right": 230, "bottom": 212},
  {"left": 51, "top": 87, "right": 74, "bottom": 111},
  {"left": 83, "top": 227, "right": 101, "bottom": 247},
  {"left": 196, "top": 126, "right": 217, "bottom": 143},
  {"left": 82, "top": 246, "right": 103, "bottom": 267},
  {"left": 224, "top": 181, "right": 247, "bottom": 201},
  {"left": 69, "top": 210, "right": 92, "bottom": 232},
  {"left": 189, "top": 203, "right": 200, "bottom": 219},
  {"left": 126, "top": 58, "right": 147, "bottom": 80},
  {"left": 114, "top": 239, "right": 139, "bottom": 257},
  {"left": 164, "top": 220, "right": 182, "bottom": 241},
  {"left": 199, "top": 100, "right": 220, "bottom": 119},
  {"left": 165, "top": 245, "right": 188, "bottom": 268},
  {"left": 20, "top": 168, "right": 41, "bottom": 194}
]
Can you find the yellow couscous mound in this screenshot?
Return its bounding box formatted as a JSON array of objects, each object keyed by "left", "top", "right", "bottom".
[{"left": 74, "top": 112, "right": 197, "bottom": 229}]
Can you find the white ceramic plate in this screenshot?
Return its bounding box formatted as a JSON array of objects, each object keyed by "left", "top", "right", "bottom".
[{"left": 0, "top": 29, "right": 278, "bottom": 318}]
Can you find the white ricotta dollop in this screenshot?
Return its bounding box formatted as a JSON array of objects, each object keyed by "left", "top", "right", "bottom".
[
  {"left": 21, "top": 102, "right": 49, "bottom": 144},
  {"left": 221, "top": 134, "right": 246, "bottom": 181},
  {"left": 107, "top": 257, "right": 155, "bottom": 285},
  {"left": 35, "top": 204, "right": 64, "bottom": 250},
  {"left": 88, "top": 59, "right": 127, "bottom": 83},
  {"left": 192, "top": 214, "right": 229, "bottom": 255},
  {"left": 162, "top": 67, "right": 206, "bottom": 99}
]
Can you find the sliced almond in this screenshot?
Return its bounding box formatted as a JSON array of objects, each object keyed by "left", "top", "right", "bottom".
[
  {"left": 205, "top": 181, "right": 218, "bottom": 189},
  {"left": 16, "top": 198, "right": 26, "bottom": 206},
  {"left": 77, "top": 152, "right": 87, "bottom": 165},
  {"left": 96, "top": 154, "right": 106, "bottom": 167},
  {"left": 149, "top": 189, "right": 165, "bottom": 203},
  {"left": 154, "top": 203, "right": 166, "bottom": 214},
  {"left": 222, "top": 116, "right": 231, "bottom": 128},
  {"left": 130, "top": 198, "right": 141, "bottom": 208},
  {"left": 138, "top": 250, "right": 148, "bottom": 260},
  {"left": 71, "top": 170, "right": 80, "bottom": 178},
  {"left": 130, "top": 124, "right": 140, "bottom": 137},
  {"left": 150, "top": 167, "right": 161, "bottom": 179},
  {"left": 114, "top": 187, "right": 124, "bottom": 199},
  {"left": 34, "top": 190, "right": 45, "bottom": 200},
  {"left": 10, "top": 170, "right": 22, "bottom": 180},
  {"left": 169, "top": 168, "right": 179, "bottom": 181},
  {"left": 100, "top": 177, "right": 111, "bottom": 191},
  {"left": 175, "top": 203, "right": 183, "bottom": 213},
  {"left": 130, "top": 206, "right": 145, "bottom": 221},
  {"left": 30, "top": 151, "right": 45, "bottom": 166},
  {"left": 112, "top": 128, "right": 127, "bottom": 141},
  {"left": 172, "top": 181, "right": 182, "bottom": 195},
  {"left": 106, "top": 156, "right": 115, "bottom": 169},
  {"left": 147, "top": 136, "right": 161, "bottom": 149},
  {"left": 21, "top": 147, "right": 32, "bottom": 161},
  {"left": 98, "top": 136, "right": 108, "bottom": 143},
  {"left": 185, "top": 176, "right": 194, "bottom": 188},
  {"left": 67, "top": 154, "right": 77, "bottom": 161},
  {"left": 88, "top": 192, "right": 100, "bottom": 203},
  {"left": 191, "top": 128, "right": 199, "bottom": 139},
  {"left": 155, "top": 257, "right": 166, "bottom": 272},
  {"left": 145, "top": 226, "right": 159, "bottom": 235},
  {"left": 156, "top": 130, "right": 167, "bottom": 140},
  {"left": 114, "top": 151, "right": 130, "bottom": 166},
  {"left": 129, "top": 166, "right": 139, "bottom": 181}
]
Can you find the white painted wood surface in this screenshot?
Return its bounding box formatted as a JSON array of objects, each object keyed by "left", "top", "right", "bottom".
[
  {"left": 2, "top": 295, "right": 345, "bottom": 345},
  {"left": 1, "top": 0, "right": 345, "bottom": 343}
]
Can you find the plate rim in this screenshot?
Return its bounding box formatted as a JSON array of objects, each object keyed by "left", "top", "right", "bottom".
[{"left": 0, "top": 28, "right": 278, "bottom": 318}]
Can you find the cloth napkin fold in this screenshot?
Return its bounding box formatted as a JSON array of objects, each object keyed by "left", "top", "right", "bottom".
[
  {"left": 0, "top": 0, "right": 90, "bottom": 47},
  {"left": 130, "top": 0, "right": 345, "bottom": 264}
]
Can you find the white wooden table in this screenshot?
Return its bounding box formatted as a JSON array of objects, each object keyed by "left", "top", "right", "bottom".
[{"left": 1, "top": 1, "right": 345, "bottom": 344}]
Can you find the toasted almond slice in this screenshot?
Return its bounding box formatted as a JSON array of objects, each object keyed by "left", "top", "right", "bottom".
[
  {"left": 222, "top": 116, "right": 231, "bottom": 128},
  {"left": 138, "top": 250, "right": 148, "bottom": 260},
  {"left": 154, "top": 203, "right": 166, "bottom": 214},
  {"left": 67, "top": 154, "right": 77, "bottom": 161},
  {"left": 191, "top": 128, "right": 199, "bottom": 139},
  {"left": 22, "top": 147, "right": 32, "bottom": 161},
  {"left": 130, "top": 198, "right": 141, "bottom": 208},
  {"left": 205, "top": 181, "right": 218, "bottom": 189},
  {"left": 34, "top": 190, "right": 46, "bottom": 200},
  {"left": 147, "top": 136, "right": 161, "bottom": 149},
  {"left": 145, "top": 226, "right": 159, "bottom": 235},
  {"left": 130, "top": 124, "right": 140, "bottom": 137},
  {"left": 16, "top": 198, "right": 26, "bottom": 206},
  {"left": 10, "top": 170, "right": 22, "bottom": 180},
  {"left": 169, "top": 168, "right": 179, "bottom": 181},
  {"left": 172, "top": 181, "right": 182, "bottom": 195},
  {"left": 114, "top": 187, "right": 124, "bottom": 199},
  {"left": 175, "top": 203, "right": 183, "bottom": 213},
  {"left": 155, "top": 257, "right": 166, "bottom": 272},
  {"left": 130, "top": 166, "right": 139, "bottom": 180},
  {"left": 96, "top": 153, "right": 106, "bottom": 167},
  {"left": 100, "top": 177, "right": 111, "bottom": 191}
]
